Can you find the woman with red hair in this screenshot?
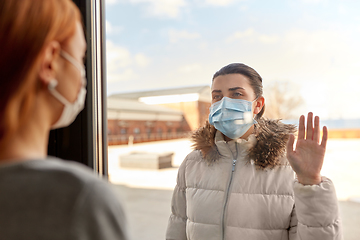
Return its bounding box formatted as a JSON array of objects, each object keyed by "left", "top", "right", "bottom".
[{"left": 0, "top": 1, "right": 128, "bottom": 239}]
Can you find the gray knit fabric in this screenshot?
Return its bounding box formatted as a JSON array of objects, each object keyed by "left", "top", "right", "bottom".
[{"left": 0, "top": 158, "right": 128, "bottom": 240}]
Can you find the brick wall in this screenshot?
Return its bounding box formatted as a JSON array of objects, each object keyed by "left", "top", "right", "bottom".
[
  {"left": 107, "top": 118, "right": 191, "bottom": 145},
  {"left": 198, "top": 101, "right": 211, "bottom": 127},
  {"left": 328, "top": 129, "right": 360, "bottom": 138}
]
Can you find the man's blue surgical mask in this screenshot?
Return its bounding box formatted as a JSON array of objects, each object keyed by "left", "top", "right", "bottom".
[{"left": 209, "top": 97, "right": 257, "bottom": 139}]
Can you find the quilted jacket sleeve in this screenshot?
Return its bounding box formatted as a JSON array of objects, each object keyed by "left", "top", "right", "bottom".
[
  {"left": 166, "top": 156, "right": 188, "bottom": 240},
  {"left": 289, "top": 176, "right": 342, "bottom": 240}
]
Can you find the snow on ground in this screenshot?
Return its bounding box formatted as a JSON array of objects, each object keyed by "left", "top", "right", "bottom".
[
  {"left": 108, "top": 139, "right": 191, "bottom": 190},
  {"left": 108, "top": 138, "right": 360, "bottom": 201},
  {"left": 321, "top": 139, "right": 360, "bottom": 201}
]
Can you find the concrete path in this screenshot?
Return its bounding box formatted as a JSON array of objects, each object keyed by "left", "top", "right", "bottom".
[{"left": 112, "top": 185, "right": 172, "bottom": 240}]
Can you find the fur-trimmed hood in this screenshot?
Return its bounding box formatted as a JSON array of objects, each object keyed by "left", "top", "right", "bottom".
[{"left": 191, "top": 118, "right": 297, "bottom": 169}]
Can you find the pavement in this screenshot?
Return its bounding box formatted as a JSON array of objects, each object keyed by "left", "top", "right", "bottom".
[{"left": 108, "top": 138, "right": 360, "bottom": 240}]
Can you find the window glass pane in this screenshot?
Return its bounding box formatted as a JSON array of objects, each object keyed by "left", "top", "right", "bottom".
[{"left": 105, "top": 1, "right": 360, "bottom": 239}]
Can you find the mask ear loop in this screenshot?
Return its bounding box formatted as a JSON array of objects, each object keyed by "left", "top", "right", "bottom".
[
  {"left": 60, "top": 51, "right": 85, "bottom": 77},
  {"left": 60, "top": 50, "right": 87, "bottom": 87},
  {"left": 48, "top": 79, "right": 71, "bottom": 106}
]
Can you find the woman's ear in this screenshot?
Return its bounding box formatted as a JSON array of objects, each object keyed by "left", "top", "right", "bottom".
[
  {"left": 254, "top": 96, "right": 265, "bottom": 114},
  {"left": 38, "top": 41, "right": 61, "bottom": 86}
]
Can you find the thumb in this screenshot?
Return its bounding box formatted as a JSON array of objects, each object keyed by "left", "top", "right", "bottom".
[{"left": 286, "top": 134, "right": 295, "bottom": 158}]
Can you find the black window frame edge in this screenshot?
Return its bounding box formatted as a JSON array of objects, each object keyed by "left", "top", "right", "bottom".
[{"left": 48, "top": 0, "right": 108, "bottom": 178}]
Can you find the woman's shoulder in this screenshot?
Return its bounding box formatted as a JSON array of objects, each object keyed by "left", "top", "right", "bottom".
[
  {"left": 178, "top": 150, "right": 208, "bottom": 172},
  {"left": 0, "top": 158, "right": 117, "bottom": 209},
  {"left": 11, "top": 157, "right": 109, "bottom": 188},
  {"left": 249, "top": 118, "right": 297, "bottom": 169},
  {"left": 185, "top": 150, "right": 203, "bottom": 161}
]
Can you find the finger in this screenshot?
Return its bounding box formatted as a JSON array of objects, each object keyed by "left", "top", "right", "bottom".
[
  {"left": 286, "top": 133, "right": 295, "bottom": 157},
  {"left": 313, "top": 116, "right": 320, "bottom": 143},
  {"left": 306, "top": 112, "right": 313, "bottom": 140},
  {"left": 298, "top": 115, "right": 305, "bottom": 140},
  {"left": 321, "top": 126, "right": 328, "bottom": 149}
]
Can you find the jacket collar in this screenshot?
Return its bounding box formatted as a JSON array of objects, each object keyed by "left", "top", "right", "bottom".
[
  {"left": 191, "top": 118, "right": 297, "bottom": 169},
  {"left": 214, "top": 131, "right": 257, "bottom": 160}
]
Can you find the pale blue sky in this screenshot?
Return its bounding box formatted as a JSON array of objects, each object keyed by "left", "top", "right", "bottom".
[{"left": 105, "top": 0, "right": 360, "bottom": 119}]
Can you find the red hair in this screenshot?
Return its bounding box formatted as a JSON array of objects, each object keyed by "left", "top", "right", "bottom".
[{"left": 0, "top": 0, "right": 81, "bottom": 143}]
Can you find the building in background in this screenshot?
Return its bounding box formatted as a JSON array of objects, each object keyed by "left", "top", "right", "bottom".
[
  {"left": 107, "top": 98, "right": 191, "bottom": 145},
  {"left": 109, "top": 85, "right": 212, "bottom": 131},
  {"left": 283, "top": 119, "right": 360, "bottom": 139},
  {"left": 108, "top": 85, "right": 360, "bottom": 146},
  {"left": 323, "top": 119, "right": 360, "bottom": 138}
]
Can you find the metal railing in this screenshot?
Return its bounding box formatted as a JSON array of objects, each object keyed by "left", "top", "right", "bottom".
[{"left": 108, "top": 131, "right": 191, "bottom": 145}]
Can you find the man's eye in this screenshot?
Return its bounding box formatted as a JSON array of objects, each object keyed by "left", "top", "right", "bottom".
[{"left": 233, "top": 92, "right": 242, "bottom": 97}]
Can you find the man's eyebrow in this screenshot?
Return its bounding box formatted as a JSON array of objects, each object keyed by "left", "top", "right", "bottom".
[
  {"left": 229, "top": 87, "right": 245, "bottom": 91},
  {"left": 211, "top": 90, "right": 222, "bottom": 93}
]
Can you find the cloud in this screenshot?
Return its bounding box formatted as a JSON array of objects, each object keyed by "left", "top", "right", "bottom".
[
  {"left": 203, "top": 0, "right": 237, "bottom": 6},
  {"left": 135, "top": 53, "right": 151, "bottom": 67},
  {"left": 128, "top": 0, "right": 186, "bottom": 18},
  {"left": 106, "top": 40, "right": 151, "bottom": 83},
  {"left": 258, "top": 35, "right": 279, "bottom": 44},
  {"left": 239, "top": 5, "right": 248, "bottom": 11},
  {"left": 178, "top": 64, "right": 203, "bottom": 73},
  {"left": 106, "top": 40, "right": 132, "bottom": 69},
  {"left": 226, "top": 28, "right": 254, "bottom": 42},
  {"left": 195, "top": 0, "right": 246, "bottom": 7},
  {"left": 226, "top": 28, "right": 279, "bottom": 44},
  {"left": 168, "top": 29, "right": 201, "bottom": 43},
  {"left": 220, "top": 27, "right": 360, "bottom": 119},
  {"left": 338, "top": 4, "right": 348, "bottom": 15},
  {"left": 105, "top": 0, "right": 119, "bottom": 5},
  {"left": 106, "top": 20, "right": 123, "bottom": 35},
  {"left": 283, "top": 29, "right": 345, "bottom": 54},
  {"left": 108, "top": 69, "right": 138, "bottom": 83},
  {"left": 300, "top": 0, "right": 327, "bottom": 4}
]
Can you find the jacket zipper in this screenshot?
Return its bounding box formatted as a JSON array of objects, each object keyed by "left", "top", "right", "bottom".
[{"left": 221, "top": 143, "right": 238, "bottom": 240}]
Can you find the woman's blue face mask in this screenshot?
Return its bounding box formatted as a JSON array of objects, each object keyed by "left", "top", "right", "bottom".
[{"left": 209, "top": 97, "right": 257, "bottom": 139}]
